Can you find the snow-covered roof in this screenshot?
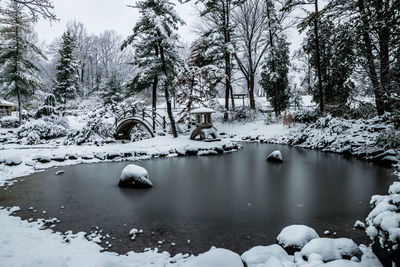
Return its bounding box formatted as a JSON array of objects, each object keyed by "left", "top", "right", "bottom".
[
  {"left": 0, "top": 99, "right": 15, "bottom": 107},
  {"left": 191, "top": 107, "right": 216, "bottom": 114}
]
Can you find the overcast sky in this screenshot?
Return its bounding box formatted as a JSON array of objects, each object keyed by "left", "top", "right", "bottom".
[{"left": 35, "top": 0, "right": 198, "bottom": 43}]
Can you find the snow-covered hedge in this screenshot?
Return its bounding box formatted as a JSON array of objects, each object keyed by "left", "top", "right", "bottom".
[
  {"left": 65, "top": 109, "right": 114, "bottom": 145},
  {"left": 366, "top": 182, "right": 400, "bottom": 255},
  {"left": 0, "top": 116, "right": 19, "bottom": 128},
  {"left": 17, "top": 116, "right": 69, "bottom": 145},
  {"left": 292, "top": 109, "right": 319, "bottom": 124}
]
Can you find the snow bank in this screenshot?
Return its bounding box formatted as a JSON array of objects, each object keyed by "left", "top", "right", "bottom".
[
  {"left": 180, "top": 248, "right": 243, "bottom": 267},
  {"left": 366, "top": 182, "right": 400, "bottom": 254},
  {"left": 277, "top": 225, "right": 319, "bottom": 249},
  {"left": 119, "top": 164, "right": 152, "bottom": 188}
]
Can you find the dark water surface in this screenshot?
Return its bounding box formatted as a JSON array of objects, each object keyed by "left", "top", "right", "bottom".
[{"left": 0, "top": 144, "right": 396, "bottom": 255}]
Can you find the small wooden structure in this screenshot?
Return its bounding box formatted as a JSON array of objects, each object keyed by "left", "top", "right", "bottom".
[
  {"left": 233, "top": 93, "right": 247, "bottom": 106},
  {"left": 0, "top": 99, "right": 14, "bottom": 117},
  {"left": 190, "top": 108, "right": 220, "bottom": 141}
]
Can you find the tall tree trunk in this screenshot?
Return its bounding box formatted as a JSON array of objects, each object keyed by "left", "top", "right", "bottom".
[
  {"left": 17, "top": 86, "right": 22, "bottom": 125},
  {"left": 377, "top": 0, "right": 390, "bottom": 112},
  {"left": 267, "top": 1, "right": 279, "bottom": 117},
  {"left": 152, "top": 77, "right": 158, "bottom": 111},
  {"left": 249, "top": 72, "right": 256, "bottom": 109},
  {"left": 159, "top": 45, "right": 178, "bottom": 138},
  {"left": 314, "top": 0, "right": 324, "bottom": 113},
  {"left": 357, "top": 0, "right": 385, "bottom": 115}
]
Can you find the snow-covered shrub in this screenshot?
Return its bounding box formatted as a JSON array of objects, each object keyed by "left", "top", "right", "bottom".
[
  {"left": 366, "top": 182, "right": 400, "bottom": 259},
  {"left": 0, "top": 116, "right": 19, "bottom": 128},
  {"left": 293, "top": 109, "right": 319, "bottom": 124},
  {"left": 376, "top": 130, "right": 400, "bottom": 149},
  {"left": 66, "top": 109, "right": 114, "bottom": 145},
  {"left": 228, "top": 107, "right": 257, "bottom": 123},
  {"left": 346, "top": 102, "right": 377, "bottom": 120},
  {"left": 17, "top": 116, "right": 69, "bottom": 145}
]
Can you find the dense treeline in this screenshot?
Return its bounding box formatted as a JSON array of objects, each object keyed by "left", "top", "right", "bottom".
[{"left": 0, "top": 0, "right": 399, "bottom": 130}]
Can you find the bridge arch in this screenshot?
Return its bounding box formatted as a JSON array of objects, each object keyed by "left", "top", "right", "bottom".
[{"left": 114, "top": 118, "right": 155, "bottom": 140}]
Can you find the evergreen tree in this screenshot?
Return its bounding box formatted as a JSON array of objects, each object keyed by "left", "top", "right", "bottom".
[
  {"left": 100, "top": 71, "right": 124, "bottom": 105},
  {"left": 326, "top": 0, "right": 400, "bottom": 115},
  {"left": 122, "top": 0, "right": 184, "bottom": 138},
  {"left": 260, "top": 35, "right": 290, "bottom": 115},
  {"left": 0, "top": 1, "right": 46, "bottom": 124},
  {"left": 54, "top": 30, "right": 79, "bottom": 106},
  {"left": 304, "top": 17, "right": 356, "bottom": 107}
]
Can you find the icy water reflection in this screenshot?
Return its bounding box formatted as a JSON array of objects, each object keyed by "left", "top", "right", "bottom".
[{"left": 0, "top": 143, "right": 395, "bottom": 255}]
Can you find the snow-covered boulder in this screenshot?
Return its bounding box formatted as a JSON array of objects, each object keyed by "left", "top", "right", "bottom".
[
  {"left": 241, "top": 244, "right": 294, "bottom": 267},
  {"left": 182, "top": 248, "right": 243, "bottom": 267},
  {"left": 381, "top": 155, "right": 398, "bottom": 166},
  {"left": 300, "top": 238, "right": 362, "bottom": 262},
  {"left": 33, "top": 155, "right": 51, "bottom": 163},
  {"left": 4, "top": 154, "right": 22, "bottom": 166},
  {"left": 301, "top": 238, "right": 341, "bottom": 262},
  {"left": 277, "top": 225, "right": 319, "bottom": 250},
  {"left": 266, "top": 150, "right": 283, "bottom": 163},
  {"left": 119, "top": 164, "right": 152, "bottom": 188}
]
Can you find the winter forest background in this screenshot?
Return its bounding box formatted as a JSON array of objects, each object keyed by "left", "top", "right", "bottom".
[{"left": 0, "top": 0, "right": 399, "bottom": 138}]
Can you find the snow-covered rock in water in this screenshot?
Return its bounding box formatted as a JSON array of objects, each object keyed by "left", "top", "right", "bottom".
[
  {"left": 241, "top": 244, "right": 294, "bottom": 267},
  {"left": 353, "top": 220, "right": 366, "bottom": 230},
  {"left": 277, "top": 225, "right": 319, "bottom": 250},
  {"left": 380, "top": 155, "right": 398, "bottom": 166},
  {"left": 94, "top": 152, "right": 106, "bottom": 160},
  {"left": 267, "top": 150, "right": 283, "bottom": 163},
  {"left": 119, "top": 164, "right": 152, "bottom": 188},
  {"left": 4, "top": 154, "right": 22, "bottom": 166},
  {"left": 33, "top": 155, "right": 51, "bottom": 163},
  {"left": 198, "top": 150, "right": 218, "bottom": 156},
  {"left": 182, "top": 248, "right": 243, "bottom": 267},
  {"left": 56, "top": 171, "right": 64, "bottom": 176},
  {"left": 51, "top": 154, "right": 66, "bottom": 162},
  {"left": 300, "top": 238, "right": 362, "bottom": 262}
]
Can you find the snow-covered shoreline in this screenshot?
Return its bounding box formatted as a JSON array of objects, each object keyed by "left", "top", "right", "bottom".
[{"left": 0, "top": 136, "right": 241, "bottom": 186}]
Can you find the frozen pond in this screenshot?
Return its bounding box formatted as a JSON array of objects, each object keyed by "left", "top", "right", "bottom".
[{"left": 0, "top": 143, "right": 395, "bottom": 255}]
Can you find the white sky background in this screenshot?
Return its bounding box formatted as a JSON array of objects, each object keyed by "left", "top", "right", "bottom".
[{"left": 35, "top": 0, "right": 198, "bottom": 43}]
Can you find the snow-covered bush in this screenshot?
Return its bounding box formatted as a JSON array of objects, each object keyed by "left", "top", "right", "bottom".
[
  {"left": 223, "top": 107, "right": 258, "bottom": 123},
  {"left": 292, "top": 109, "right": 319, "bottom": 124},
  {"left": 35, "top": 94, "right": 58, "bottom": 119},
  {"left": 376, "top": 129, "right": 400, "bottom": 149},
  {"left": 17, "top": 116, "right": 69, "bottom": 145},
  {"left": 366, "top": 182, "right": 400, "bottom": 259},
  {"left": 346, "top": 102, "right": 377, "bottom": 120},
  {"left": 66, "top": 109, "right": 114, "bottom": 145},
  {"left": 0, "top": 116, "right": 19, "bottom": 128}
]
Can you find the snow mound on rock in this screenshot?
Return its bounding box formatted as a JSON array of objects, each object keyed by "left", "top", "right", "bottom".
[
  {"left": 119, "top": 164, "right": 152, "bottom": 188},
  {"left": 182, "top": 247, "right": 243, "bottom": 267},
  {"left": 4, "top": 154, "right": 22, "bottom": 166},
  {"left": 267, "top": 150, "right": 283, "bottom": 162},
  {"left": 300, "top": 238, "right": 361, "bottom": 262},
  {"left": 277, "top": 225, "right": 319, "bottom": 249},
  {"left": 241, "top": 244, "right": 294, "bottom": 267}
]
